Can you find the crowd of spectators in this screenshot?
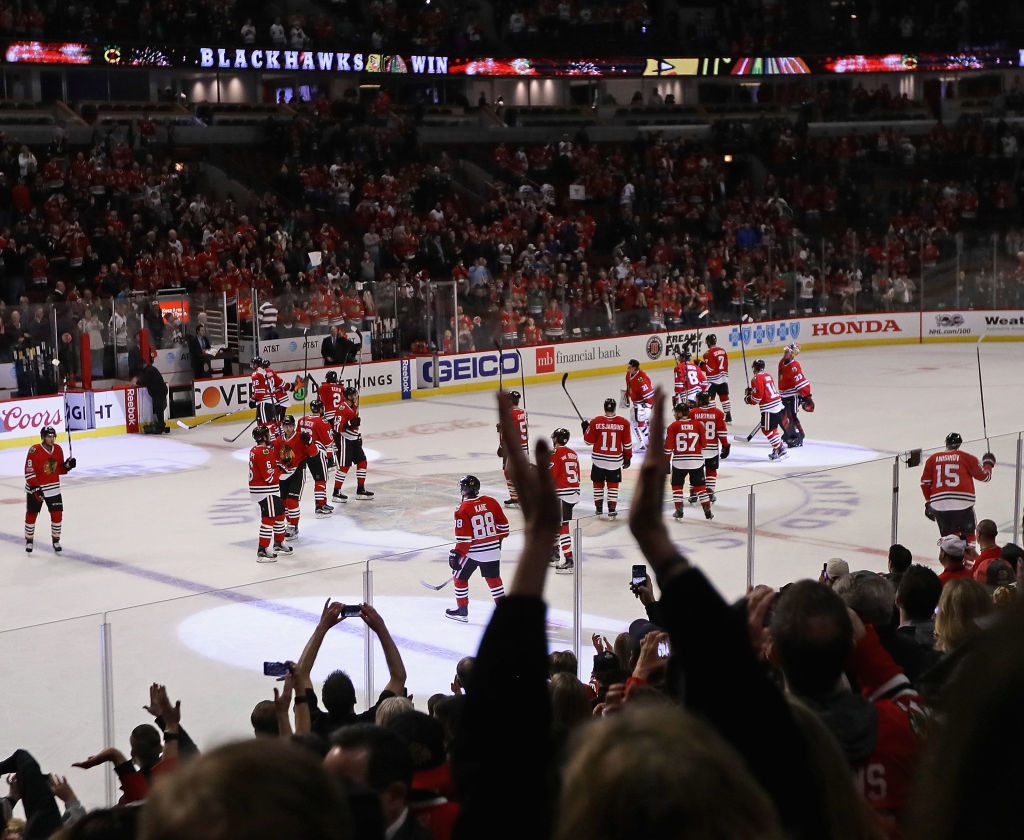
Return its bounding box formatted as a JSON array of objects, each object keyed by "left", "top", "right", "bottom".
[
  {"left": 3, "top": 84, "right": 1024, "bottom": 382},
  {"left": 3, "top": 388, "right": 1023, "bottom": 840},
  {"left": 2, "top": 0, "right": 1021, "bottom": 56}
]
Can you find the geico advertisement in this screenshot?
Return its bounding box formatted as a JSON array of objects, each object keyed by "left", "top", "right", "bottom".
[
  {"left": 416, "top": 349, "right": 520, "bottom": 388},
  {"left": 194, "top": 361, "right": 403, "bottom": 416}
]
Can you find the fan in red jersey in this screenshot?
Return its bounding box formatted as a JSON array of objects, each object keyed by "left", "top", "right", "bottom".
[
  {"left": 248, "top": 425, "right": 292, "bottom": 562},
  {"left": 298, "top": 400, "right": 336, "bottom": 517},
  {"left": 920, "top": 432, "right": 994, "bottom": 544},
  {"left": 24, "top": 425, "right": 76, "bottom": 553},
  {"left": 496, "top": 390, "right": 528, "bottom": 507},
  {"left": 689, "top": 391, "right": 730, "bottom": 505},
  {"left": 624, "top": 359, "right": 654, "bottom": 452},
  {"left": 582, "top": 398, "right": 632, "bottom": 519},
  {"left": 702, "top": 333, "right": 733, "bottom": 422},
  {"left": 549, "top": 428, "right": 580, "bottom": 574},
  {"left": 664, "top": 402, "right": 714, "bottom": 521},
  {"left": 744, "top": 359, "right": 787, "bottom": 460},
  {"left": 777, "top": 344, "right": 814, "bottom": 447},
  {"left": 445, "top": 475, "right": 510, "bottom": 623}
]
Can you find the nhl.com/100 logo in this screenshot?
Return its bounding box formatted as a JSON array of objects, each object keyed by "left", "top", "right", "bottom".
[
  {"left": 729, "top": 321, "right": 801, "bottom": 347},
  {"left": 645, "top": 335, "right": 664, "bottom": 360}
]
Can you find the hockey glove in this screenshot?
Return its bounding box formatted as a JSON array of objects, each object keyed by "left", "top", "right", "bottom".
[
  {"left": 248, "top": 398, "right": 257, "bottom": 409},
  {"left": 982, "top": 452, "right": 996, "bottom": 468},
  {"left": 448, "top": 549, "right": 463, "bottom": 571},
  {"left": 924, "top": 503, "right": 936, "bottom": 521},
  {"left": 623, "top": 458, "right": 631, "bottom": 469},
  {"left": 300, "top": 431, "right": 312, "bottom": 445},
  {"left": 800, "top": 395, "right": 815, "bottom": 412},
  {"left": 580, "top": 420, "right": 590, "bottom": 433},
  {"left": 346, "top": 416, "right": 361, "bottom": 431},
  {"left": 721, "top": 443, "right": 731, "bottom": 460},
  {"left": 496, "top": 445, "right": 504, "bottom": 458},
  {"left": 744, "top": 387, "right": 755, "bottom": 405},
  {"left": 63, "top": 458, "right": 76, "bottom": 471}
]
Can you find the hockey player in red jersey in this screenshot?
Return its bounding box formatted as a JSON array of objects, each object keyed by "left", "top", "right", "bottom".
[
  {"left": 673, "top": 348, "right": 709, "bottom": 407},
  {"left": 298, "top": 400, "right": 335, "bottom": 517},
  {"left": 777, "top": 343, "right": 814, "bottom": 447},
  {"left": 664, "top": 402, "right": 714, "bottom": 520},
  {"left": 248, "top": 425, "right": 293, "bottom": 562},
  {"left": 318, "top": 369, "right": 345, "bottom": 437},
  {"left": 549, "top": 428, "right": 580, "bottom": 573},
  {"left": 333, "top": 387, "right": 374, "bottom": 501},
  {"left": 496, "top": 389, "right": 529, "bottom": 507},
  {"left": 745, "top": 359, "right": 787, "bottom": 460},
  {"left": 279, "top": 415, "right": 312, "bottom": 540},
  {"left": 920, "top": 432, "right": 994, "bottom": 543},
  {"left": 249, "top": 357, "right": 283, "bottom": 442},
  {"left": 24, "top": 425, "right": 76, "bottom": 553},
  {"left": 689, "top": 391, "right": 730, "bottom": 504},
  {"left": 582, "top": 398, "right": 632, "bottom": 518},
  {"left": 446, "top": 474, "right": 510, "bottom": 622},
  {"left": 702, "top": 333, "right": 733, "bottom": 422},
  {"left": 624, "top": 359, "right": 654, "bottom": 452}
]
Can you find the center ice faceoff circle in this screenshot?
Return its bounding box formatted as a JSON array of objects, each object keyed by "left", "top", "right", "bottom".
[{"left": 0, "top": 435, "right": 210, "bottom": 478}]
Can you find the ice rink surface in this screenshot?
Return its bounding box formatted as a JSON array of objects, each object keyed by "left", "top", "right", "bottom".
[{"left": 1, "top": 342, "right": 1022, "bottom": 808}]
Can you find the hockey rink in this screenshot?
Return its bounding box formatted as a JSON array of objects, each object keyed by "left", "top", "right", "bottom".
[{"left": 1, "top": 342, "right": 1022, "bottom": 808}]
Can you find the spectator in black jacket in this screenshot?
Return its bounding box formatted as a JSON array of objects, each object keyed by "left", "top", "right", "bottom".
[{"left": 137, "top": 351, "right": 168, "bottom": 434}]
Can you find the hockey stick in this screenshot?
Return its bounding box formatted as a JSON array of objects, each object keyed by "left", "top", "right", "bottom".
[
  {"left": 419, "top": 576, "right": 452, "bottom": 591},
  {"left": 514, "top": 347, "right": 526, "bottom": 409},
  {"left": 302, "top": 328, "right": 309, "bottom": 417},
  {"left": 977, "top": 335, "right": 989, "bottom": 450},
  {"left": 733, "top": 422, "right": 763, "bottom": 443},
  {"left": 176, "top": 405, "right": 247, "bottom": 430},
  {"left": 223, "top": 417, "right": 257, "bottom": 443},
  {"left": 355, "top": 330, "right": 364, "bottom": 390},
  {"left": 560, "top": 372, "right": 585, "bottom": 423},
  {"left": 738, "top": 313, "right": 751, "bottom": 389},
  {"left": 58, "top": 367, "right": 73, "bottom": 458},
  {"left": 494, "top": 340, "right": 503, "bottom": 390}
]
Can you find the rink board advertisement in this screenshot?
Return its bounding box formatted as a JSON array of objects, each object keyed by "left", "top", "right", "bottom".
[
  {"left": 0, "top": 389, "right": 127, "bottom": 447},
  {"left": 193, "top": 359, "right": 404, "bottom": 418},
  {"left": 921, "top": 309, "right": 1024, "bottom": 341}
]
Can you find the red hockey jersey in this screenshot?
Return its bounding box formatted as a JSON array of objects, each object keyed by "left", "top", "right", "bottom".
[
  {"left": 665, "top": 418, "right": 705, "bottom": 469},
  {"left": 499, "top": 406, "right": 529, "bottom": 453},
  {"left": 777, "top": 358, "right": 811, "bottom": 398},
  {"left": 318, "top": 381, "right": 344, "bottom": 424},
  {"left": 584, "top": 414, "right": 632, "bottom": 470},
  {"left": 454, "top": 495, "right": 509, "bottom": 562},
  {"left": 703, "top": 345, "right": 729, "bottom": 384},
  {"left": 298, "top": 414, "right": 334, "bottom": 457},
  {"left": 625, "top": 368, "right": 654, "bottom": 405},
  {"left": 550, "top": 445, "right": 581, "bottom": 502},
  {"left": 689, "top": 405, "right": 729, "bottom": 456},
  {"left": 25, "top": 442, "right": 68, "bottom": 497},
  {"left": 673, "top": 361, "right": 709, "bottom": 401},
  {"left": 249, "top": 443, "right": 281, "bottom": 498},
  {"left": 747, "top": 371, "right": 783, "bottom": 413},
  {"left": 920, "top": 449, "right": 993, "bottom": 511}
]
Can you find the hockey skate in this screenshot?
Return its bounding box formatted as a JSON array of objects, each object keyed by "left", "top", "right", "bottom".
[
  {"left": 25, "top": 540, "right": 33, "bottom": 553},
  {"left": 703, "top": 506, "right": 714, "bottom": 520},
  {"left": 607, "top": 508, "right": 618, "bottom": 519},
  {"left": 445, "top": 606, "right": 469, "bottom": 623},
  {"left": 725, "top": 412, "right": 733, "bottom": 423},
  {"left": 673, "top": 508, "right": 685, "bottom": 520},
  {"left": 594, "top": 501, "right": 603, "bottom": 516},
  {"left": 355, "top": 487, "right": 375, "bottom": 499},
  {"left": 555, "top": 559, "right": 575, "bottom": 574},
  {"left": 503, "top": 498, "right": 519, "bottom": 507},
  {"left": 769, "top": 445, "right": 788, "bottom": 461},
  {"left": 284, "top": 524, "right": 299, "bottom": 541},
  {"left": 52, "top": 540, "right": 62, "bottom": 553},
  {"left": 315, "top": 505, "right": 333, "bottom": 519},
  {"left": 331, "top": 491, "right": 348, "bottom": 502},
  {"left": 256, "top": 547, "right": 278, "bottom": 563},
  {"left": 274, "top": 542, "right": 294, "bottom": 555},
  {"left": 709, "top": 492, "right": 717, "bottom": 503}
]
